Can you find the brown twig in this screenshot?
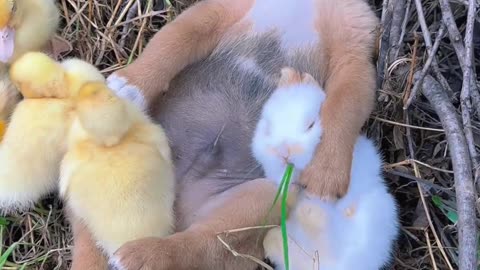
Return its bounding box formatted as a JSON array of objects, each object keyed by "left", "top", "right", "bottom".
[
  {"left": 413, "top": 0, "right": 455, "bottom": 101},
  {"left": 404, "top": 24, "right": 446, "bottom": 109},
  {"left": 403, "top": 33, "right": 419, "bottom": 105},
  {"left": 421, "top": 74, "right": 478, "bottom": 270}
]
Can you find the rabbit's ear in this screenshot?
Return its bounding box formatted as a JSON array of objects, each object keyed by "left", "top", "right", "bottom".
[
  {"left": 301, "top": 72, "right": 320, "bottom": 87},
  {"left": 278, "top": 67, "right": 303, "bottom": 88}
]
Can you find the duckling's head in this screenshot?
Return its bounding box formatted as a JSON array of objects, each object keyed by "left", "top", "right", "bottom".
[
  {"left": 0, "top": 0, "right": 15, "bottom": 63},
  {"left": 61, "top": 58, "right": 105, "bottom": 96},
  {"left": 76, "top": 82, "right": 132, "bottom": 147},
  {"left": 10, "top": 52, "right": 67, "bottom": 98}
]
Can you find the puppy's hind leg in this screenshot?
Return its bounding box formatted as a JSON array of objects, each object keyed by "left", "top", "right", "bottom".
[
  {"left": 110, "top": 179, "right": 300, "bottom": 270},
  {"left": 67, "top": 209, "right": 109, "bottom": 270}
]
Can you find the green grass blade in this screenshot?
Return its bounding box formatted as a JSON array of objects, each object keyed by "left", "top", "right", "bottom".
[
  {"left": 0, "top": 242, "right": 19, "bottom": 268},
  {"left": 280, "top": 164, "right": 294, "bottom": 270},
  {"left": 261, "top": 164, "right": 292, "bottom": 228},
  {"left": 260, "top": 164, "right": 294, "bottom": 270},
  {"left": 0, "top": 217, "right": 8, "bottom": 226}
]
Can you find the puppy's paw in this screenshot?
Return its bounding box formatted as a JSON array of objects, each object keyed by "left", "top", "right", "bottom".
[
  {"left": 107, "top": 74, "right": 147, "bottom": 111},
  {"left": 110, "top": 237, "right": 174, "bottom": 270}
]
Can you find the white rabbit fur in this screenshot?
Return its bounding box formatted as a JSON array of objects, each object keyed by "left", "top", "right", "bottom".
[
  {"left": 253, "top": 68, "right": 399, "bottom": 270},
  {"left": 263, "top": 135, "right": 399, "bottom": 270},
  {"left": 251, "top": 70, "right": 325, "bottom": 185}
]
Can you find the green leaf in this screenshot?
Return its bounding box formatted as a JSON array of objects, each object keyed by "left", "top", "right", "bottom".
[
  {"left": 432, "top": 195, "right": 443, "bottom": 208},
  {"left": 445, "top": 209, "right": 458, "bottom": 223},
  {"left": 0, "top": 242, "right": 19, "bottom": 268},
  {"left": 432, "top": 195, "right": 458, "bottom": 224}
]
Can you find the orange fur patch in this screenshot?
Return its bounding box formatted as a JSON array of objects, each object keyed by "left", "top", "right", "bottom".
[
  {"left": 278, "top": 67, "right": 303, "bottom": 87},
  {"left": 344, "top": 205, "right": 356, "bottom": 217},
  {"left": 0, "top": 119, "right": 6, "bottom": 141}
]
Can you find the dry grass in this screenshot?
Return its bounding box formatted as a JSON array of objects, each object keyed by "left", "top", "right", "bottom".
[{"left": 1, "top": 0, "right": 479, "bottom": 269}]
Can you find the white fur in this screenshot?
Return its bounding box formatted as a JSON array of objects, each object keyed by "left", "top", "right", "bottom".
[
  {"left": 252, "top": 82, "right": 326, "bottom": 185},
  {"left": 106, "top": 74, "right": 147, "bottom": 112},
  {"left": 246, "top": 0, "right": 319, "bottom": 49},
  {"left": 263, "top": 136, "right": 399, "bottom": 270}
]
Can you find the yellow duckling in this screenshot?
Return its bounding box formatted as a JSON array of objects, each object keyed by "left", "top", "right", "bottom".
[
  {"left": 60, "top": 82, "right": 175, "bottom": 256},
  {"left": 0, "top": 52, "right": 104, "bottom": 213}
]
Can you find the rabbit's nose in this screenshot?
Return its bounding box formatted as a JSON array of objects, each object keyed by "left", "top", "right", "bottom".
[
  {"left": 277, "top": 145, "right": 289, "bottom": 158},
  {"left": 288, "top": 144, "right": 304, "bottom": 155}
]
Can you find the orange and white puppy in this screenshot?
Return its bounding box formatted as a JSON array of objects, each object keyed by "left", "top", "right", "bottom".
[
  {"left": 108, "top": 0, "right": 378, "bottom": 200},
  {"left": 74, "top": 0, "right": 380, "bottom": 269}
]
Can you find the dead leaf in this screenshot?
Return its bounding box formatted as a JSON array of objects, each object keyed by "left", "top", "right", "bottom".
[
  {"left": 393, "top": 125, "right": 405, "bottom": 151},
  {"left": 412, "top": 200, "right": 429, "bottom": 229},
  {"left": 43, "top": 35, "right": 72, "bottom": 60}
]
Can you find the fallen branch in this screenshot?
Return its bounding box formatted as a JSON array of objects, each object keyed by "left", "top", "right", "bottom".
[
  {"left": 421, "top": 74, "right": 478, "bottom": 270},
  {"left": 438, "top": 0, "right": 466, "bottom": 59},
  {"left": 461, "top": 0, "right": 479, "bottom": 173},
  {"left": 404, "top": 24, "right": 446, "bottom": 109},
  {"left": 376, "top": 0, "right": 393, "bottom": 89},
  {"left": 388, "top": 0, "right": 407, "bottom": 62}
]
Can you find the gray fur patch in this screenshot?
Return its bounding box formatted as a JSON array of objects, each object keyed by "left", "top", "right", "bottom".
[{"left": 155, "top": 32, "right": 323, "bottom": 195}]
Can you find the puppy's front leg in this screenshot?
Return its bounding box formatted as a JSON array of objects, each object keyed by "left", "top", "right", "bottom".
[
  {"left": 108, "top": 0, "right": 252, "bottom": 110},
  {"left": 299, "top": 0, "right": 378, "bottom": 200}
]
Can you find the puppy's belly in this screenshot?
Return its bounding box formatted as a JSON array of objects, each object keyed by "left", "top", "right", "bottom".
[{"left": 155, "top": 33, "right": 323, "bottom": 229}]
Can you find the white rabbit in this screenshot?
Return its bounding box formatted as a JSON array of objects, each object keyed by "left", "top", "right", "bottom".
[
  {"left": 253, "top": 67, "right": 399, "bottom": 270},
  {"left": 251, "top": 67, "right": 326, "bottom": 185}
]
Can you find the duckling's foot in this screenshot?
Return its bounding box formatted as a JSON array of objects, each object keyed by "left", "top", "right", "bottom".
[{"left": 107, "top": 74, "right": 147, "bottom": 112}]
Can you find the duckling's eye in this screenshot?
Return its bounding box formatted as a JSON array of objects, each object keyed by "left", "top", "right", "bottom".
[{"left": 306, "top": 121, "right": 315, "bottom": 131}]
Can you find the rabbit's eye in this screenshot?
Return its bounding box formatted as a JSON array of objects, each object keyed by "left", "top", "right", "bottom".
[{"left": 307, "top": 121, "right": 315, "bottom": 130}]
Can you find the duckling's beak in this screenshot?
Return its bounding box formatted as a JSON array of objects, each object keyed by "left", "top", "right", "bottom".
[{"left": 0, "top": 26, "right": 14, "bottom": 63}]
